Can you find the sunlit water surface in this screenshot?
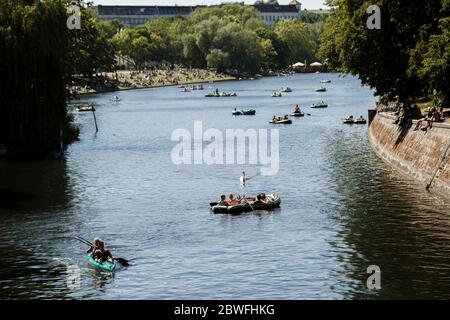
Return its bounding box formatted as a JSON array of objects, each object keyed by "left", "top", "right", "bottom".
[{"left": 1, "top": 74, "right": 449, "bottom": 299}]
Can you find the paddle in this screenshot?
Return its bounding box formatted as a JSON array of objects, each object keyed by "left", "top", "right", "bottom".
[{"left": 74, "top": 236, "right": 129, "bottom": 267}]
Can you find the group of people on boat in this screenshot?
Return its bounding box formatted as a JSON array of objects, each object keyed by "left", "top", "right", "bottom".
[
  {"left": 272, "top": 115, "right": 289, "bottom": 122},
  {"left": 217, "top": 193, "right": 272, "bottom": 206}
]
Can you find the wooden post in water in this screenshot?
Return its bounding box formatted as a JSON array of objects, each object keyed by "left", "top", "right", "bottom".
[{"left": 92, "top": 109, "right": 99, "bottom": 132}]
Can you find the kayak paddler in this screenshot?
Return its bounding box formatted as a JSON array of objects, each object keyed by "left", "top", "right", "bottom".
[{"left": 87, "top": 237, "right": 113, "bottom": 263}]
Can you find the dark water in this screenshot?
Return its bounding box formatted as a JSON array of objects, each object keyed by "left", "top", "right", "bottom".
[{"left": 1, "top": 74, "right": 449, "bottom": 299}]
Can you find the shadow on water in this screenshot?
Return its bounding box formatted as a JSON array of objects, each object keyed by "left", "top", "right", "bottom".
[
  {"left": 325, "top": 130, "right": 450, "bottom": 299},
  {"left": 0, "top": 158, "right": 72, "bottom": 213}
]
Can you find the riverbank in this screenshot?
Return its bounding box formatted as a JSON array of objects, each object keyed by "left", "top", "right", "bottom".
[
  {"left": 69, "top": 68, "right": 237, "bottom": 95},
  {"left": 369, "top": 112, "right": 450, "bottom": 200}
]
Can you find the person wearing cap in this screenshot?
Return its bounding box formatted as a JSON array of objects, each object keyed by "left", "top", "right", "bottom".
[{"left": 88, "top": 237, "right": 113, "bottom": 263}]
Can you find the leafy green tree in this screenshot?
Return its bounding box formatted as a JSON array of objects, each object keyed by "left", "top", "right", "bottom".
[
  {"left": 318, "top": 0, "right": 442, "bottom": 100},
  {"left": 275, "top": 20, "right": 316, "bottom": 64},
  {"left": 0, "top": 0, "right": 73, "bottom": 155}
]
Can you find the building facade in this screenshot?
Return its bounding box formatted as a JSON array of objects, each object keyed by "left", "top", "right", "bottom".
[{"left": 95, "top": 1, "right": 302, "bottom": 28}]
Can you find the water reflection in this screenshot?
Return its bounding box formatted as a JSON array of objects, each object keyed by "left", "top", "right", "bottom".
[
  {"left": 0, "top": 158, "right": 72, "bottom": 213},
  {"left": 325, "top": 130, "right": 450, "bottom": 299}
]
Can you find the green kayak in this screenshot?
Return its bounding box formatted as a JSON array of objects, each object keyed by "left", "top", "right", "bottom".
[{"left": 87, "top": 253, "right": 116, "bottom": 272}]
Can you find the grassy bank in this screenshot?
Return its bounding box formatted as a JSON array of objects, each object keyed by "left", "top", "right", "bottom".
[{"left": 69, "top": 68, "right": 237, "bottom": 95}]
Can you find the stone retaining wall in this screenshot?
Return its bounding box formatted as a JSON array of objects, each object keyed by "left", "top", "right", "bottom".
[{"left": 369, "top": 113, "right": 450, "bottom": 199}]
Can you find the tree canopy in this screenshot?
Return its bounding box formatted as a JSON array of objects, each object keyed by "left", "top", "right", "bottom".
[{"left": 318, "top": 0, "right": 450, "bottom": 103}]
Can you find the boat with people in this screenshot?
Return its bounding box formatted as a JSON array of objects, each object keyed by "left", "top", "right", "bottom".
[
  {"left": 270, "top": 115, "right": 292, "bottom": 124},
  {"left": 87, "top": 253, "right": 116, "bottom": 272},
  {"left": 280, "top": 87, "right": 292, "bottom": 93},
  {"left": 354, "top": 116, "right": 367, "bottom": 124},
  {"left": 343, "top": 115, "right": 367, "bottom": 124},
  {"left": 320, "top": 80, "right": 331, "bottom": 83},
  {"left": 76, "top": 105, "right": 95, "bottom": 112},
  {"left": 210, "top": 194, "right": 281, "bottom": 214},
  {"left": 110, "top": 96, "right": 121, "bottom": 102},
  {"left": 316, "top": 87, "right": 327, "bottom": 92},
  {"left": 205, "top": 91, "right": 236, "bottom": 97},
  {"left": 272, "top": 91, "right": 282, "bottom": 97},
  {"left": 290, "top": 104, "right": 304, "bottom": 117},
  {"left": 290, "top": 111, "right": 305, "bottom": 117},
  {"left": 311, "top": 101, "right": 328, "bottom": 108},
  {"left": 232, "top": 108, "right": 256, "bottom": 116}
]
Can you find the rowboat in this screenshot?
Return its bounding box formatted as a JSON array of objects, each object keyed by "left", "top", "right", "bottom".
[
  {"left": 320, "top": 80, "right": 331, "bottom": 83},
  {"left": 270, "top": 118, "right": 292, "bottom": 124},
  {"left": 76, "top": 105, "right": 95, "bottom": 112},
  {"left": 316, "top": 87, "right": 327, "bottom": 92},
  {"left": 311, "top": 102, "right": 328, "bottom": 108},
  {"left": 87, "top": 253, "right": 116, "bottom": 272},
  {"left": 232, "top": 109, "right": 256, "bottom": 116}
]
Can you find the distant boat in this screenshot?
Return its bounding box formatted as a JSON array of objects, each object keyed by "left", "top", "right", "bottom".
[
  {"left": 320, "top": 80, "right": 331, "bottom": 83},
  {"left": 343, "top": 116, "right": 367, "bottom": 124},
  {"left": 232, "top": 109, "right": 256, "bottom": 116},
  {"left": 316, "top": 87, "right": 327, "bottom": 92},
  {"left": 110, "top": 96, "right": 121, "bottom": 102},
  {"left": 280, "top": 87, "right": 292, "bottom": 92},
  {"left": 270, "top": 117, "right": 292, "bottom": 124},
  {"left": 76, "top": 105, "right": 95, "bottom": 112},
  {"left": 272, "top": 92, "right": 282, "bottom": 97},
  {"left": 311, "top": 102, "right": 328, "bottom": 108}
]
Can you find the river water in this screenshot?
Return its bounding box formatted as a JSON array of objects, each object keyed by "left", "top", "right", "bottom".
[{"left": 1, "top": 74, "right": 449, "bottom": 299}]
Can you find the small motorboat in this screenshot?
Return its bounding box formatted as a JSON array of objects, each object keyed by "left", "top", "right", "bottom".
[
  {"left": 181, "top": 87, "right": 191, "bottom": 92},
  {"left": 316, "top": 87, "right": 327, "bottom": 92},
  {"left": 320, "top": 80, "right": 331, "bottom": 83},
  {"left": 270, "top": 117, "right": 292, "bottom": 124},
  {"left": 232, "top": 109, "right": 256, "bottom": 116},
  {"left": 110, "top": 96, "right": 121, "bottom": 102},
  {"left": 311, "top": 102, "right": 328, "bottom": 108},
  {"left": 76, "top": 105, "right": 95, "bottom": 112},
  {"left": 280, "top": 87, "right": 292, "bottom": 93}
]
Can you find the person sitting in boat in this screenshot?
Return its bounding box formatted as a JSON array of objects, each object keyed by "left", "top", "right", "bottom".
[
  {"left": 89, "top": 237, "right": 113, "bottom": 263},
  {"left": 218, "top": 194, "right": 228, "bottom": 206},
  {"left": 227, "top": 194, "right": 240, "bottom": 205},
  {"left": 272, "top": 115, "right": 277, "bottom": 122},
  {"left": 254, "top": 193, "right": 270, "bottom": 205},
  {"left": 293, "top": 105, "right": 301, "bottom": 113}
]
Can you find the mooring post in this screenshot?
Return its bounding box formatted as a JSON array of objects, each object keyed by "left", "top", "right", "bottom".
[{"left": 92, "top": 109, "right": 99, "bottom": 132}]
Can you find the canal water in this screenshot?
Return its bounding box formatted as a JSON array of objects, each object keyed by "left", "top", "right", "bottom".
[{"left": 1, "top": 74, "right": 449, "bottom": 299}]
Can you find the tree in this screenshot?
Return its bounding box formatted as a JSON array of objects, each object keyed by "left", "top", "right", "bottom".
[
  {"left": 275, "top": 20, "right": 316, "bottom": 64},
  {"left": 318, "top": 0, "right": 443, "bottom": 101},
  {"left": 0, "top": 0, "right": 74, "bottom": 155},
  {"left": 68, "top": 5, "right": 115, "bottom": 76}
]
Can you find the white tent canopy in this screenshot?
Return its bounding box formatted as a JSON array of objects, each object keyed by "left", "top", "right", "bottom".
[
  {"left": 292, "top": 62, "right": 305, "bottom": 68},
  {"left": 310, "top": 61, "right": 323, "bottom": 67}
]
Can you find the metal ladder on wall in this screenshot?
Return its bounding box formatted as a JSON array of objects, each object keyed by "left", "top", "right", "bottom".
[{"left": 426, "top": 138, "right": 450, "bottom": 190}]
